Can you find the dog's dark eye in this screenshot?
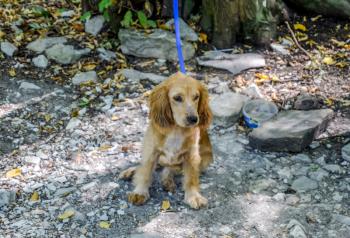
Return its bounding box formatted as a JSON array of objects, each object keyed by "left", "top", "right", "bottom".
[
  {"left": 193, "top": 95, "right": 199, "bottom": 101},
  {"left": 173, "top": 95, "right": 183, "bottom": 102}
]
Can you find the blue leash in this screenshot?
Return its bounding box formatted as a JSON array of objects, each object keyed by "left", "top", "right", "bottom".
[{"left": 173, "top": 0, "right": 186, "bottom": 74}]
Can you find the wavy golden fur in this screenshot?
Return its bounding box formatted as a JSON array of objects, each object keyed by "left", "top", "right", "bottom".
[{"left": 119, "top": 72, "right": 213, "bottom": 209}]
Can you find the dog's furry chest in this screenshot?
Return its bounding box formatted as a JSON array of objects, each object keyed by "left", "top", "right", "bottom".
[{"left": 158, "top": 130, "right": 187, "bottom": 166}]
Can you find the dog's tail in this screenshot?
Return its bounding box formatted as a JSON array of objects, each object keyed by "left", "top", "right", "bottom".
[{"left": 118, "top": 166, "right": 137, "bottom": 180}]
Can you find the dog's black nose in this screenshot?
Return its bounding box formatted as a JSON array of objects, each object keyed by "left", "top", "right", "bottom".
[{"left": 187, "top": 115, "right": 198, "bottom": 124}]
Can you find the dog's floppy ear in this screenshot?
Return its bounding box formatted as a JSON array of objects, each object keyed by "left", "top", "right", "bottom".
[
  {"left": 149, "top": 83, "right": 174, "bottom": 127},
  {"left": 198, "top": 83, "right": 212, "bottom": 129}
]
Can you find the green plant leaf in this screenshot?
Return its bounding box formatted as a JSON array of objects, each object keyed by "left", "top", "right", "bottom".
[
  {"left": 80, "top": 11, "right": 91, "bottom": 21},
  {"left": 29, "top": 23, "right": 42, "bottom": 29},
  {"left": 103, "top": 10, "right": 110, "bottom": 22},
  {"left": 121, "top": 10, "right": 133, "bottom": 28},
  {"left": 137, "top": 11, "right": 149, "bottom": 29},
  {"left": 147, "top": 20, "right": 156, "bottom": 28},
  {"left": 98, "top": 0, "right": 113, "bottom": 13},
  {"left": 32, "top": 6, "right": 50, "bottom": 18}
]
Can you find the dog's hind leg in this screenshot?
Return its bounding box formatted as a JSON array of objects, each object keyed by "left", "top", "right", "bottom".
[{"left": 118, "top": 166, "right": 137, "bottom": 180}]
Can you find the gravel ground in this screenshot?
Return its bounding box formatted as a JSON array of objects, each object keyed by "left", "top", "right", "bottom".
[{"left": 0, "top": 76, "right": 349, "bottom": 238}]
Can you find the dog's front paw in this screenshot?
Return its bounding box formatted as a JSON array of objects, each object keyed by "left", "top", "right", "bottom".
[
  {"left": 184, "top": 192, "right": 208, "bottom": 209},
  {"left": 128, "top": 191, "right": 149, "bottom": 206}
]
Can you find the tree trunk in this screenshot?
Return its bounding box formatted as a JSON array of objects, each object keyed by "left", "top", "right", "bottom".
[
  {"left": 161, "top": 0, "right": 200, "bottom": 19},
  {"left": 201, "top": 0, "right": 287, "bottom": 48}
]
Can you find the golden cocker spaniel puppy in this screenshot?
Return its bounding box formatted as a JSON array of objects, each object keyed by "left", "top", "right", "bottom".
[{"left": 119, "top": 72, "right": 213, "bottom": 209}]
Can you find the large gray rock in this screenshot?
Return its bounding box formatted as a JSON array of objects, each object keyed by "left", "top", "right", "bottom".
[
  {"left": 165, "top": 18, "right": 198, "bottom": 42},
  {"left": 287, "top": 0, "right": 350, "bottom": 18},
  {"left": 196, "top": 51, "right": 266, "bottom": 75},
  {"left": 45, "top": 44, "right": 90, "bottom": 64},
  {"left": 72, "top": 71, "right": 98, "bottom": 85},
  {"left": 209, "top": 92, "right": 249, "bottom": 127},
  {"left": 32, "top": 55, "right": 49, "bottom": 68},
  {"left": 291, "top": 176, "right": 318, "bottom": 192},
  {"left": 341, "top": 143, "right": 350, "bottom": 162},
  {"left": 85, "top": 15, "right": 105, "bottom": 36},
  {"left": 118, "top": 29, "right": 195, "bottom": 61},
  {"left": 120, "top": 69, "right": 167, "bottom": 85},
  {"left": 0, "top": 189, "right": 16, "bottom": 207},
  {"left": 1, "top": 41, "right": 18, "bottom": 57},
  {"left": 26, "top": 37, "right": 67, "bottom": 53},
  {"left": 249, "top": 109, "right": 333, "bottom": 152}
]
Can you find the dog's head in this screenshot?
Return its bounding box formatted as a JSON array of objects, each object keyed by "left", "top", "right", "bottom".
[{"left": 149, "top": 72, "right": 212, "bottom": 129}]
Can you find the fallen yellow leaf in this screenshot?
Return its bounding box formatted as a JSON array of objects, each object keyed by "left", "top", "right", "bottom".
[
  {"left": 199, "top": 32, "right": 208, "bottom": 44},
  {"left": 44, "top": 114, "right": 52, "bottom": 122},
  {"left": 30, "top": 191, "right": 39, "bottom": 201},
  {"left": 161, "top": 200, "right": 171, "bottom": 211},
  {"left": 255, "top": 73, "right": 269, "bottom": 80},
  {"left": 6, "top": 168, "right": 21, "bottom": 178},
  {"left": 111, "top": 115, "right": 119, "bottom": 121},
  {"left": 99, "top": 221, "right": 111, "bottom": 229},
  {"left": 8, "top": 68, "right": 16, "bottom": 77},
  {"left": 98, "top": 145, "right": 112, "bottom": 151},
  {"left": 58, "top": 210, "right": 75, "bottom": 220},
  {"left": 311, "top": 15, "right": 322, "bottom": 22},
  {"left": 322, "top": 56, "right": 336, "bottom": 65},
  {"left": 324, "top": 98, "right": 333, "bottom": 106},
  {"left": 271, "top": 75, "right": 279, "bottom": 83},
  {"left": 294, "top": 23, "right": 307, "bottom": 32},
  {"left": 83, "top": 63, "right": 97, "bottom": 71}
]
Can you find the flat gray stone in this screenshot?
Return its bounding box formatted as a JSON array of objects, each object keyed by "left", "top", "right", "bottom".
[
  {"left": 165, "top": 18, "right": 198, "bottom": 42},
  {"left": 32, "top": 55, "right": 49, "bottom": 68},
  {"left": 249, "top": 109, "right": 333, "bottom": 152},
  {"left": 19, "top": 82, "right": 41, "bottom": 91},
  {"left": 72, "top": 71, "right": 98, "bottom": 85},
  {"left": 196, "top": 51, "right": 266, "bottom": 75},
  {"left": 118, "top": 29, "right": 195, "bottom": 61},
  {"left": 308, "top": 168, "right": 329, "bottom": 181},
  {"left": 209, "top": 92, "right": 249, "bottom": 127},
  {"left": 45, "top": 44, "right": 90, "bottom": 65},
  {"left": 270, "top": 43, "right": 289, "bottom": 55},
  {"left": 287, "top": 219, "right": 308, "bottom": 238},
  {"left": 26, "top": 37, "right": 67, "bottom": 53},
  {"left": 0, "top": 189, "right": 16, "bottom": 207},
  {"left": 120, "top": 69, "right": 166, "bottom": 85},
  {"left": 97, "top": 48, "right": 116, "bottom": 61},
  {"left": 1, "top": 41, "right": 18, "bottom": 57},
  {"left": 60, "top": 10, "right": 75, "bottom": 18},
  {"left": 85, "top": 15, "right": 105, "bottom": 36},
  {"left": 66, "top": 118, "right": 81, "bottom": 130},
  {"left": 333, "top": 214, "right": 350, "bottom": 226},
  {"left": 341, "top": 143, "right": 350, "bottom": 162},
  {"left": 290, "top": 154, "right": 311, "bottom": 163},
  {"left": 291, "top": 176, "right": 318, "bottom": 192},
  {"left": 323, "top": 164, "right": 342, "bottom": 173}
]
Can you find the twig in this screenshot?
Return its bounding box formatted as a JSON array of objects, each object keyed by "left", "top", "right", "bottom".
[{"left": 285, "top": 21, "right": 318, "bottom": 64}]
